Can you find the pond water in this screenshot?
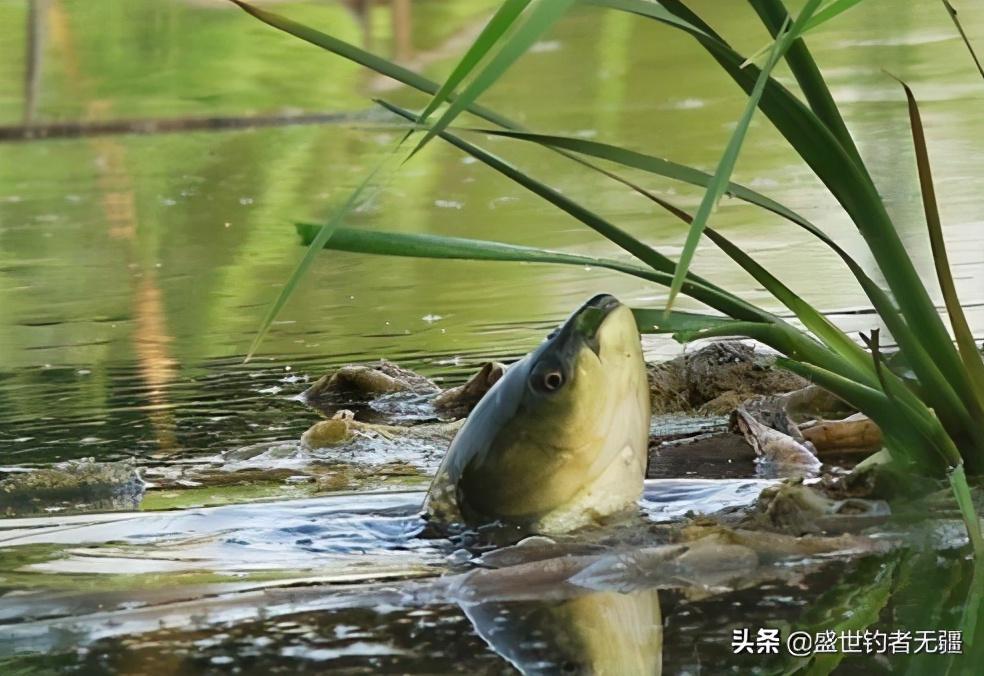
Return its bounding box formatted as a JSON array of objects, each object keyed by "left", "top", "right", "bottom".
[{"left": 2, "top": 0, "right": 984, "bottom": 673}]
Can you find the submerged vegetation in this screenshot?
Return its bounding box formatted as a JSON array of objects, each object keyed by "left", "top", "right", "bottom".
[{"left": 230, "top": 1, "right": 984, "bottom": 553}]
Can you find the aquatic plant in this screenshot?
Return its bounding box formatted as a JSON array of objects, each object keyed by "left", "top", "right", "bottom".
[{"left": 228, "top": 0, "right": 984, "bottom": 554}]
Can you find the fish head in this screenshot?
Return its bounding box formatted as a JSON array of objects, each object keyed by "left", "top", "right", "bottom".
[{"left": 435, "top": 294, "right": 650, "bottom": 531}]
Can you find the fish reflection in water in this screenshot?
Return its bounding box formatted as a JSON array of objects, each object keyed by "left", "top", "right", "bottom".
[{"left": 462, "top": 588, "right": 662, "bottom": 675}]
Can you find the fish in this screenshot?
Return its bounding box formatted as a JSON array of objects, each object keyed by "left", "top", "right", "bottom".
[{"left": 424, "top": 294, "right": 651, "bottom": 534}]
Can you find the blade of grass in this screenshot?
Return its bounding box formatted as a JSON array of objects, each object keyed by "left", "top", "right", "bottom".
[
  {"left": 941, "top": 0, "right": 984, "bottom": 80},
  {"left": 668, "top": 320, "right": 854, "bottom": 382},
  {"left": 595, "top": 0, "right": 879, "bottom": 201},
  {"left": 802, "top": 0, "right": 866, "bottom": 33},
  {"left": 748, "top": 0, "right": 869, "bottom": 176},
  {"left": 787, "top": 344, "right": 971, "bottom": 483},
  {"left": 631, "top": 308, "right": 738, "bottom": 335},
  {"left": 415, "top": 0, "right": 531, "bottom": 125},
  {"left": 646, "top": 317, "right": 783, "bottom": 344},
  {"left": 950, "top": 464, "right": 984, "bottom": 557},
  {"left": 582, "top": 0, "right": 713, "bottom": 36},
  {"left": 742, "top": 0, "right": 866, "bottom": 68},
  {"left": 408, "top": 0, "right": 577, "bottom": 159},
  {"left": 702, "top": 228, "right": 876, "bottom": 382},
  {"left": 226, "top": 0, "right": 513, "bottom": 130},
  {"left": 244, "top": 161, "right": 386, "bottom": 362},
  {"left": 294, "top": 223, "right": 764, "bottom": 320},
  {"left": 956, "top": 561, "right": 984, "bottom": 665},
  {"left": 592, "top": 0, "right": 946, "bottom": 348},
  {"left": 681, "top": 321, "right": 862, "bottom": 380},
  {"left": 664, "top": 4, "right": 817, "bottom": 313},
  {"left": 463, "top": 128, "right": 808, "bottom": 220},
  {"left": 863, "top": 329, "right": 958, "bottom": 467},
  {"left": 296, "top": 223, "right": 640, "bottom": 267},
  {"left": 593, "top": 165, "right": 880, "bottom": 381},
  {"left": 895, "top": 75, "right": 984, "bottom": 406}
]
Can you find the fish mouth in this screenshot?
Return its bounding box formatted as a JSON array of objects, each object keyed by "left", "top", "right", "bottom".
[
  {"left": 536, "top": 294, "right": 622, "bottom": 373},
  {"left": 572, "top": 293, "right": 622, "bottom": 343}
]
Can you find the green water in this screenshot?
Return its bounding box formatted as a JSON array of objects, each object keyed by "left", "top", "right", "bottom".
[{"left": 2, "top": 0, "right": 984, "bottom": 673}]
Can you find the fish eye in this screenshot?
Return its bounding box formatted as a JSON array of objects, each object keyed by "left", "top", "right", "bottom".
[
  {"left": 543, "top": 371, "right": 564, "bottom": 390},
  {"left": 538, "top": 369, "right": 564, "bottom": 392}
]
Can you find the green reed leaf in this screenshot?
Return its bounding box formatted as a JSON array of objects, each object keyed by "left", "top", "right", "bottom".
[
  {"left": 742, "top": 0, "right": 866, "bottom": 68},
  {"left": 664, "top": 2, "right": 821, "bottom": 313},
  {"left": 409, "top": 0, "right": 576, "bottom": 158},
  {"left": 245, "top": 162, "right": 386, "bottom": 362},
  {"left": 895, "top": 76, "right": 984, "bottom": 408},
  {"left": 416, "top": 0, "right": 532, "bottom": 125},
  {"left": 941, "top": 0, "right": 984, "bottom": 80}
]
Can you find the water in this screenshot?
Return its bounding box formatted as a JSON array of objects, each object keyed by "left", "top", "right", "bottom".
[
  {"left": 0, "top": 480, "right": 892, "bottom": 673},
  {"left": 1, "top": 484, "right": 980, "bottom": 673},
  {"left": 2, "top": 0, "right": 984, "bottom": 673}
]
